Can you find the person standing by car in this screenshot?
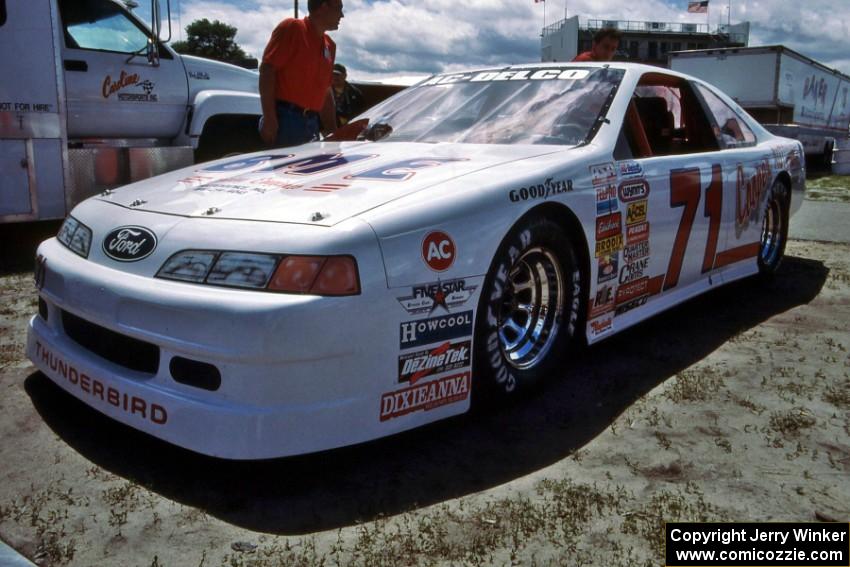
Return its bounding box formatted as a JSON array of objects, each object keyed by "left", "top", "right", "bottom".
[
  {"left": 332, "top": 63, "right": 365, "bottom": 127},
  {"left": 572, "top": 28, "right": 621, "bottom": 62},
  {"left": 258, "top": 0, "right": 344, "bottom": 147}
]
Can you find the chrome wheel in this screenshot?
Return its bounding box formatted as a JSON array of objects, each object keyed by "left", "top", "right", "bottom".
[
  {"left": 760, "top": 192, "right": 784, "bottom": 268},
  {"left": 497, "top": 247, "right": 565, "bottom": 370}
]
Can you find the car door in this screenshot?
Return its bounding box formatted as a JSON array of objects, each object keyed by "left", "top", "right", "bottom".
[
  {"left": 611, "top": 72, "right": 736, "bottom": 321},
  {"left": 690, "top": 81, "right": 768, "bottom": 282},
  {"left": 58, "top": 0, "right": 188, "bottom": 139}
]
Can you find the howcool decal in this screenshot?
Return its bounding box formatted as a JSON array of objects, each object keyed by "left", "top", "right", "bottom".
[
  {"left": 379, "top": 372, "right": 470, "bottom": 421},
  {"left": 398, "top": 340, "right": 471, "bottom": 384},
  {"left": 509, "top": 178, "right": 573, "bottom": 202},
  {"left": 626, "top": 200, "right": 648, "bottom": 225},
  {"left": 735, "top": 160, "right": 771, "bottom": 237},
  {"left": 399, "top": 311, "right": 473, "bottom": 348},
  {"left": 596, "top": 212, "right": 622, "bottom": 240},
  {"left": 397, "top": 279, "right": 476, "bottom": 315},
  {"left": 618, "top": 179, "right": 650, "bottom": 202},
  {"left": 422, "top": 231, "right": 455, "bottom": 271}
]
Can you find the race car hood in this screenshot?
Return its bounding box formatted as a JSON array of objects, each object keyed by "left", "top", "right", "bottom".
[{"left": 96, "top": 142, "right": 566, "bottom": 226}]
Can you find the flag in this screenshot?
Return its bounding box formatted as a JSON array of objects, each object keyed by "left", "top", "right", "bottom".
[
  {"left": 688, "top": 0, "right": 709, "bottom": 12},
  {"left": 534, "top": 0, "right": 545, "bottom": 3}
]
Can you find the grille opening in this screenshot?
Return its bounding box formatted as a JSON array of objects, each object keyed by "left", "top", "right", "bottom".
[
  {"left": 61, "top": 310, "right": 160, "bottom": 375},
  {"left": 38, "top": 297, "right": 48, "bottom": 322},
  {"left": 169, "top": 357, "right": 221, "bottom": 391}
]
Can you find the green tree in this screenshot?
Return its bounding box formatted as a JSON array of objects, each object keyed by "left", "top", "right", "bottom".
[{"left": 171, "top": 19, "right": 253, "bottom": 66}]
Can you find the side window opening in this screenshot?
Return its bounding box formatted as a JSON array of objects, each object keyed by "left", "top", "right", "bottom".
[
  {"left": 58, "top": 0, "right": 159, "bottom": 56},
  {"left": 0, "top": 1, "right": 6, "bottom": 27},
  {"left": 615, "top": 72, "right": 720, "bottom": 159},
  {"left": 693, "top": 83, "right": 757, "bottom": 148}
]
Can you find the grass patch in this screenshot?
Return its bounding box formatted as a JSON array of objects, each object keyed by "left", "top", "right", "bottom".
[{"left": 806, "top": 175, "right": 850, "bottom": 203}]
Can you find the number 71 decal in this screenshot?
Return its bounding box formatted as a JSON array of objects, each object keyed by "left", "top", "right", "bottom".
[{"left": 664, "top": 164, "right": 761, "bottom": 292}]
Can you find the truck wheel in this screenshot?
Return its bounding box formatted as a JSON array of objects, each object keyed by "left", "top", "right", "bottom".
[
  {"left": 758, "top": 180, "right": 789, "bottom": 277},
  {"left": 473, "top": 216, "right": 583, "bottom": 403}
]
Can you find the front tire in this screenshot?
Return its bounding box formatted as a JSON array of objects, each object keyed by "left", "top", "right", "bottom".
[
  {"left": 758, "top": 180, "right": 790, "bottom": 277},
  {"left": 473, "top": 217, "right": 583, "bottom": 402}
]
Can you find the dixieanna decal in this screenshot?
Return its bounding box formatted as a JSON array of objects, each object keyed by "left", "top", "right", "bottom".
[
  {"left": 399, "top": 311, "right": 473, "bottom": 348},
  {"left": 380, "top": 372, "right": 470, "bottom": 422},
  {"left": 397, "top": 279, "right": 477, "bottom": 315},
  {"left": 422, "top": 231, "right": 456, "bottom": 272},
  {"left": 398, "top": 340, "right": 471, "bottom": 384},
  {"left": 34, "top": 341, "right": 168, "bottom": 425},
  {"left": 626, "top": 200, "right": 648, "bottom": 225},
  {"left": 508, "top": 178, "right": 573, "bottom": 202}
]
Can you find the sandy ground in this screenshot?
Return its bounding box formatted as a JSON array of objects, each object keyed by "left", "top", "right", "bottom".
[{"left": 0, "top": 215, "right": 848, "bottom": 565}]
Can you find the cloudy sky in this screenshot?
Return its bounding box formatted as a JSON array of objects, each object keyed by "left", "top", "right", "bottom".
[{"left": 150, "top": 0, "right": 850, "bottom": 79}]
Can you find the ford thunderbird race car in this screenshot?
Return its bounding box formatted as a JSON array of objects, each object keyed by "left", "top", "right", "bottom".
[{"left": 27, "top": 63, "right": 805, "bottom": 459}]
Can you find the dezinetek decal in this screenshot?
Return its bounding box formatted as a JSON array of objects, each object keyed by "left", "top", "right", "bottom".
[{"left": 398, "top": 340, "right": 471, "bottom": 384}]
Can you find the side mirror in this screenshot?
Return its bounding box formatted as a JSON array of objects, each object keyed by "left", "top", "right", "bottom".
[{"left": 146, "top": 37, "right": 160, "bottom": 66}]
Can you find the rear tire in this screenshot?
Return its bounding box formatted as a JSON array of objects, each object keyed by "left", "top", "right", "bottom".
[
  {"left": 758, "top": 180, "right": 790, "bottom": 277},
  {"left": 473, "top": 216, "right": 583, "bottom": 404}
]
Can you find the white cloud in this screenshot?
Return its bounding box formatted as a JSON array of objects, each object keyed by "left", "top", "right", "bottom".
[{"left": 162, "top": 0, "right": 850, "bottom": 77}]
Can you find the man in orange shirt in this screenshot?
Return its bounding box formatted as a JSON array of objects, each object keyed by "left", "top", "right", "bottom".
[
  {"left": 573, "top": 28, "right": 621, "bottom": 62},
  {"left": 259, "top": 0, "right": 344, "bottom": 147}
]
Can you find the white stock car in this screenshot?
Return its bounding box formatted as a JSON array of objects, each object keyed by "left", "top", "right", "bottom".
[{"left": 28, "top": 63, "right": 804, "bottom": 459}]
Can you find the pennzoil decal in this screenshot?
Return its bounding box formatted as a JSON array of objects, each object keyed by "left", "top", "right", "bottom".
[
  {"left": 380, "top": 372, "right": 470, "bottom": 421},
  {"left": 397, "top": 279, "right": 476, "bottom": 315},
  {"left": 398, "top": 340, "right": 471, "bottom": 384}
]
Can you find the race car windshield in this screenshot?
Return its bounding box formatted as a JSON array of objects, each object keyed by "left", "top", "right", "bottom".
[{"left": 351, "top": 67, "right": 624, "bottom": 146}]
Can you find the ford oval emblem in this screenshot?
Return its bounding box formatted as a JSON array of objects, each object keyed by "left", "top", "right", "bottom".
[{"left": 102, "top": 226, "right": 157, "bottom": 262}]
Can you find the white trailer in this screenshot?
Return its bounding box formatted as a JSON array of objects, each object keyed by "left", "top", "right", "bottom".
[
  {"left": 0, "top": 0, "right": 263, "bottom": 223},
  {"left": 670, "top": 45, "right": 850, "bottom": 164}
]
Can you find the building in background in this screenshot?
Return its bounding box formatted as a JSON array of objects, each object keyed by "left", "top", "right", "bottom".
[{"left": 541, "top": 16, "right": 750, "bottom": 65}]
